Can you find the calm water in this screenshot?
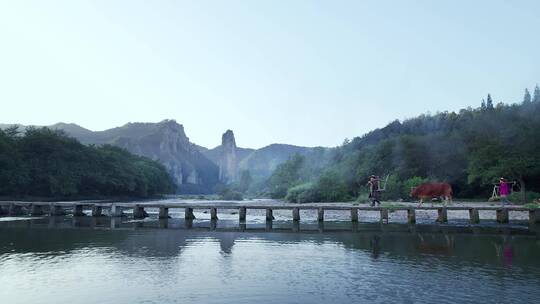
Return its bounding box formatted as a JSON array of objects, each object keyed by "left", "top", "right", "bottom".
[{"left": 0, "top": 216, "right": 539, "bottom": 304}]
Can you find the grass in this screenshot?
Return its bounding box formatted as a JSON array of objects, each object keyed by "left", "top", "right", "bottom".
[{"left": 523, "top": 203, "right": 540, "bottom": 209}]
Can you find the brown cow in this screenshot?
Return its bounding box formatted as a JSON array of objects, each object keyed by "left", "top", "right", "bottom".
[{"left": 410, "top": 183, "right": 453, "bottom": 207}]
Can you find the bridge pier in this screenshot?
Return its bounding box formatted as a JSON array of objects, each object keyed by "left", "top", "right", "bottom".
[
  {"left": 30, "top": 204, "right": 44, "bottom": 216},
  {"left": 159, "top": 219, "right": 168, "bottom": 229},
  {"left": 407, "top": 208, "right": 416, "bottom": 224},
  {"left": 239, "top": 207, "right": 247, "bottom": 222},
  {"left": 73, "top": 205, "right": 85, "bottom": 216},
  {"left": 92, "top": 206, "right": 103, "bottom": 217},
  {"left": 185, "top": 207, "right": 195, "bottom": 220},
  {"left": 49, "top": 204, "right": 64, "bottom": 216},
  {"left": 159, "top": 207, "right": 169, "bottom": 219},
  {"left": 292, "top": 220, "right": 300, "bottom": 232},
  {"left": 437, "top": 208, "right": 448, "bottom": 223},
  {"left": 529, "top": 209, "right": 540, "bottom": 225},
  {"left": 266, "top": 220, "right": 273, "bottom": 231},
  {"left": 110, "top": 204, "right": 124, "bottom": 217},
  {"left": 469, "top": 208, "right": 480, "bottom": 224},
  {"left": 292, "top": 207, "right": 300, "bottom": 221},
  {"left": 210, "top": 208, "right": 218, "bottom": 220},
  {"left": 380, "top": 209, "right": 388, "bottom": 223},
  {"left": 266, "top": 208, "right": 274, "bottom": 221},
  {"left": 351, "top": 208, "right": 358, "bottom": 222},
  {"left": 317, "top": 208, "right": 324, "bottom": 222},
  {"left": 496, "top": 208, "right": 509, "bottom": 223},
  {"left": 133, "top": 206, "right": 146, "bottom": 219},
  {"left": 9, "top": 204, "right": 23, "bottom": 216}
]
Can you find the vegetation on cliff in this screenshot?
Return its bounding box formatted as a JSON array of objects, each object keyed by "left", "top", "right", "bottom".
[
  {"left": 265, "top": 86, "right": 540, "bottom": 203},
  {"left": 0, "top": 127, "right": 175, "bottom": 199}
]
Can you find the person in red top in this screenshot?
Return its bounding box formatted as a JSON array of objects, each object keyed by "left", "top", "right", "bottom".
[{"left": 499, "top": 177, "right": 511, "bottom": 205}]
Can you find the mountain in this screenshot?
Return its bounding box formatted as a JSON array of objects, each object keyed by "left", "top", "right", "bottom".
[
  {"left": 1, "top": 120, "right": 219, "bottom": 194},
  {"left": 267, "top": 89, "right": 540, "bottom": 203},
  {"left": 198, "top": 131, "right": 323, "bottom": 182},
  {"left": 237, "top": 144, "right": 319, "bottom": 179},
  {"left": 2, "top": 120, "right": 321, "bottom": 193}
]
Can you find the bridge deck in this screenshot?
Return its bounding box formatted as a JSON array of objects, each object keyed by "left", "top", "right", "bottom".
[{"left": 0, "top": 200, "right": 538, "bottom": 225}]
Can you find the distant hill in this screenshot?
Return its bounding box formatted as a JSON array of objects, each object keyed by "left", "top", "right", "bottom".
[
  {"left": 1, "top": 120, "right": 320, "bottom": 194},
  {"left": 267, "top": 88, "right": 540, "bottom": 203},
  {"left": 1, "top": 120, "right": 219, "bottom": 194},
  {"left": 238, "top": 144, "right": 318, "bottom": 179},
  {"left": 198, "top": 133, "right": 323, "bottom": 181}
]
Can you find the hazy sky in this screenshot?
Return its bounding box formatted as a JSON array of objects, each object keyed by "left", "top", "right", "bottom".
[{"left": 1, "top": 1, "right": 538, "bottom": 148}]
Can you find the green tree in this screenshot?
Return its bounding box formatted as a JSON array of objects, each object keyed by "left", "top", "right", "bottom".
[
  {"left": 523, "top": 88, "right": 532, "bottom": 104},
  {"left": 486, "top": 94, "right": 494, "bottom": 110},
  {"left": 266, "top": 154, "right": 305, "bottom": 198},
  {"left": 237, "top": 170, "right": 253, "bottom": 193},
  {"left": 533, "top": 85, "right": 540, "bottom": 103}
]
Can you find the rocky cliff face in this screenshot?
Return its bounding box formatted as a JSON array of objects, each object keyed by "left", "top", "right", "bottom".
[
  {"left": 53, "top": 120, "right": 219, "bottom": 193},
  {"left": 218, "top": 130, "right": 237, "bottom": 183},
  {"left": 2, "top": 120, "right": 321, "bottom": 192},
  {"left": 199, "top": 133, "right": 321, "bottom": 181}
]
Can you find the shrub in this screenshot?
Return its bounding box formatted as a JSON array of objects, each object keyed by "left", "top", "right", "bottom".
[
  {"left": 381, "top": 174, "right": 402, "bottom": 201},
  {"left": 220, "top": 190, "right": 243, "bottom": 201},
  {"left": 507, "top": 191, "right": 540, "bottom": 204},
  {"left": 285, "top": 183, "right": 314, "bottom": 203},
  {"left": 402, "top": 176, "right": 428, "bottom": 200}
]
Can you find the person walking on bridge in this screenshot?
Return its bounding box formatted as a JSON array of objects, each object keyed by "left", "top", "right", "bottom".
[
  {"left": 368, "top": 175, "right": 381, "bottom": 207},
  {"left": 499, "top": 177, "right": 512, "bottom": 206}
]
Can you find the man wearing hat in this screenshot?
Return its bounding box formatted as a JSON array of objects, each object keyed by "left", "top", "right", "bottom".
[{"left": 368, "top": 175, "right": 381, "bottom": 207}]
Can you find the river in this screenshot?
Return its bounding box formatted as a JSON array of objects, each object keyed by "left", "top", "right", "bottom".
[{"left": 0, "top": 210, "right": 539, "bottom": 303}]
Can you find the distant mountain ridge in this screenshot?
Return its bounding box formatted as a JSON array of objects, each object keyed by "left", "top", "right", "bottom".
[{"left": 1, "top": 120, "right": 322, "bottom": 193}]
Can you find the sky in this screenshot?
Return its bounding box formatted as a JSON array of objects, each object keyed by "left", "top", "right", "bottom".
[{"left": 0, "top": 1, "right": 539, "bottom": 149}]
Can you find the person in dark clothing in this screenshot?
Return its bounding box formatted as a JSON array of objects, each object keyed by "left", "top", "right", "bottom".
[{"left": 368, "top": 175, "right": 381, "bottom": 207}]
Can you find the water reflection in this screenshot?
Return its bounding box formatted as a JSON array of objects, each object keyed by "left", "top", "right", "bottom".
[
  {"left": 0, "top": 217, "right": 538, "bottom": 267},
  {"left": 1, "top": 216, "right": 539, "bottom": 304}
]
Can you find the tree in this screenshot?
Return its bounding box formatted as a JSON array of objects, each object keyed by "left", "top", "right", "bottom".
[
  {"left": 237, "top": 170, "right": 252, "bottom": 193},
  {"left": 523, "top": 88, "right": 532, "bottom": 104},
  {"left": 266, "top": 154, "right": 305, "bottom": 198},
  {"left": 0, "top": 127, "right": 175, "bottom": 198},
  {"left": 480, "top": 99, "right": 486, "bottom": 111},
  {"left": 533, "top": 85, "right": 540, "bottom": 103},
  {"left": 486, "top": 94, "right": 494, "bottom": 110}
]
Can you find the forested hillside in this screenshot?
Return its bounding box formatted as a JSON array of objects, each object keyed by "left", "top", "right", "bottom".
[
  {"left": 0, "top": 127, "right": 175, "bottom": 199},
  {"left": 265, "top": 86, "right": 540, "bottom": 203}
]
